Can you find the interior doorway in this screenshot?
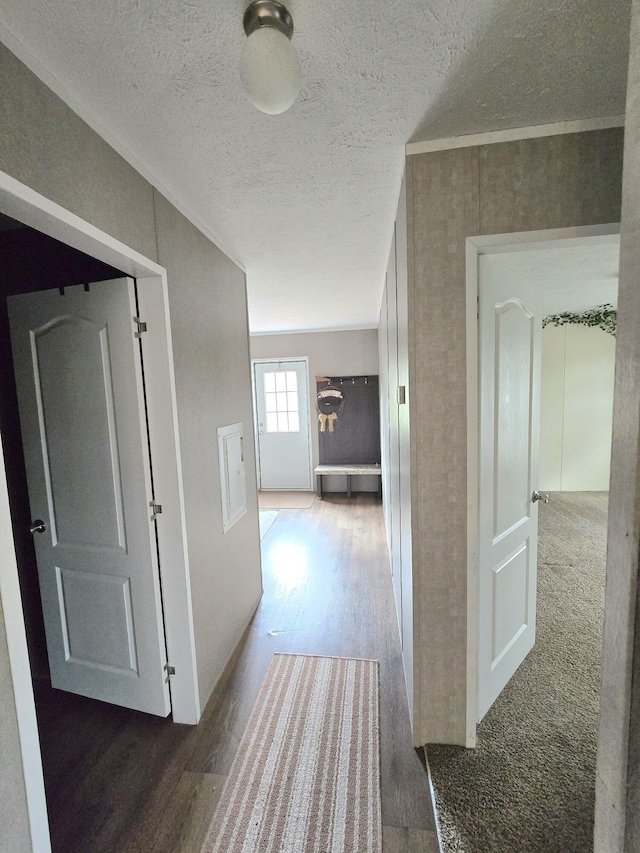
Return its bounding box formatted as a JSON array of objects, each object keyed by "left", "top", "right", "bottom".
[
  {"left": 0, "top": 170, "right": 199, "bottom": 849},
  {"left": 466, "top": 223, "right": 620, "bottom": 741}
]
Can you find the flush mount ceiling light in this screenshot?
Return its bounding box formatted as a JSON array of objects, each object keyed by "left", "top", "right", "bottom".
[{"left": 240, "top": 0, "right": 301, "bottom": 115}]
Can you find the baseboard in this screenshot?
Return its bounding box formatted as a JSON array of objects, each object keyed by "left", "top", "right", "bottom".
[{"left": 422, "top": 746, "right": 445, "bottom": 853}]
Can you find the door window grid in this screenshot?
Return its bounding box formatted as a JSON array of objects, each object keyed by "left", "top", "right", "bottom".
[{"left": 264, "top": 371, "right": 300, "bottom": 432}]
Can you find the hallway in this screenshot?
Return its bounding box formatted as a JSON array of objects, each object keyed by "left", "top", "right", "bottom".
[{"left": 35, "top": 495, "right": 438, "bottom": 852}]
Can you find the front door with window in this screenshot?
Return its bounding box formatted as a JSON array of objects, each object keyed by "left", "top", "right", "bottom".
[{"left": 253, "top": 359, "right": 312, "bottom": 490}]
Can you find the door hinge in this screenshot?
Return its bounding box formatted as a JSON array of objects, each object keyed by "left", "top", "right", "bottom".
[
  {"left": 133, "top": 316, "right": 147, "bottom": 337},
  {"left": 149, "top": 500, "right": 163, "bottom": 521},
  {"left": 164, "top": 663, "right": 175, "bottom": 683}
]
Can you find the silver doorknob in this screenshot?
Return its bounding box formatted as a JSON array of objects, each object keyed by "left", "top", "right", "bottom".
[
  {"left": 29, "top": 519, "right": 47, "bottom": 534},
  {"left": 532, "top": 491, "right": 549, "bottom": 504}
]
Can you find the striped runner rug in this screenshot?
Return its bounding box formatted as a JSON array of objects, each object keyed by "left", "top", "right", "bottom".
[{"left": 201, "top": 653, "right": 382, "bottom": 853}]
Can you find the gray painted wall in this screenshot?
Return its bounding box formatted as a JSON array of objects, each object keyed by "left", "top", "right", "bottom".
[
  {"left": 405, "top": 128, "right": 624, "bottom": 746},
  {"left": 0, "top": 41, "right": 262, "bottom": 849},
  {"left": 0, "top": 44, "right": 157, "bottom": 262},
  {"left": 595, "top": 1, "right": 640, "bottom": 848},
  {"left": 154, "top": 193, "right": 262, "bottom": 710}
]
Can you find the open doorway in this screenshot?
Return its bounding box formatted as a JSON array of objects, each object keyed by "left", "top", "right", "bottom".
[
  {"left": 465, "top": 224, "right": 619, "bottom": 731},
  {"left": 0, "top": 173, "right": 199, "bottom": 850},
  {"left": 425, "top": 226, "right": 619, "bottom": 852}
]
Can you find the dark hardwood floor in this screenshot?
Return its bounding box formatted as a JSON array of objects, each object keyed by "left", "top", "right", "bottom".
[{"left": 35, "top": 495, "right": 439, "bottom": 852}]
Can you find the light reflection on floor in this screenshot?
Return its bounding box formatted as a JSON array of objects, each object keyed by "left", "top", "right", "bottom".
[{"left": 269, "top": 541, "right": 308, "bottom": 590}]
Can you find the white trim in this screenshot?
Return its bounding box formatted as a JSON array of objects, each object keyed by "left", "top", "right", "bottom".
[
  {"left": 0, "top": 24, "right": 245, "bottom": 274},
  {"left": 465, "top": 223, "right": 621, "bottom": 747},
  {"left": 251, "top": 356, "right": 313, "bottom": 491},
  {"left": 406, "top": 115, "right": 625, "bottom": 156},
  {"left": 250, "top": 323, "right": 379, "bottom": 337},
  {"left": 464, "top": 237, "right": 480, "bottom": 749},
  {"left": 0, "top": 167, "right": 202, "bottom": 850},
  {"left": 0, "top": 445, "right": 51, "bottom": 852},
  {"left": 0, "top": 171, "right": 165, "bottom": 278},
  {"left": 136, "top": 277, "right": 201, "bottom": 724}
]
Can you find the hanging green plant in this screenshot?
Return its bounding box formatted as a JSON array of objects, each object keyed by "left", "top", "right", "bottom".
[{"left": 542, "top": 303, "right": 617, "bottom": 336}]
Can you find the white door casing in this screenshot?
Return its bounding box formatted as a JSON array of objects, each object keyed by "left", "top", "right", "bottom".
[
  {"left": 9, "top": 278, "right": 171, "bottom": 716},
  {"left": 476, "top": 255, "right": 542, "bottom": 722},
  {"left": 253, "top": 359, "right": 312, "bottom": 490}
]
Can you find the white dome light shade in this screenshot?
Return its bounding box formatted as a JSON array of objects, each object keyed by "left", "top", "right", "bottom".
[{"left": 240, "top": 26, "right": 301, "bottom": 115}]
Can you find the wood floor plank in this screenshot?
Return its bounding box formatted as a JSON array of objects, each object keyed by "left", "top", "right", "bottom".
[
  {"left": 36, "top": 495, "right": 437, "bottom": 850},
  {"left": 383, "top": 825, "right": 442, "bottom": 853}
]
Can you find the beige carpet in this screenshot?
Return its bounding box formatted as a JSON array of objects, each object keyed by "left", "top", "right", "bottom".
[
  {"left": 202, "top": 653, "right": 382, "bottom": 853},
  {"left": 427, "top": 491, "right": 608, "bottom": 853},
  {"left": 258, "top": 490, "right": 316, "bottom": 509}
]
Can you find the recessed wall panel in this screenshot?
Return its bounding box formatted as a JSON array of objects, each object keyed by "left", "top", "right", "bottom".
[
  {"left": 33, "top": 317, "right": 126, "bottom": 551},
  {"left": 56, "top": 567, "right": 138, "bottom": 674},
  {"left": 494, "top": 301, "right": 533, "bottom": 539},
  {"left": 491, "top": 543, "right": 529, "bottom": 666}
]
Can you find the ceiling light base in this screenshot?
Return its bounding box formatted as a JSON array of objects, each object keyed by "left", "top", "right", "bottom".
[{"left": 243, "top": 0, "right": 294, "bottom": 40}]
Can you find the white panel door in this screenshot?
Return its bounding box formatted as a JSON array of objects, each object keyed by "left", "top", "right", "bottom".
[
  {"left": 477, "top": 256, "right": 543, "bottom": 721},
  {"left": 254, "top": 359, "right": 312, "bottom": 490},
  {"left": 8, "top": 278, "right": 170, "bottom": 716}
]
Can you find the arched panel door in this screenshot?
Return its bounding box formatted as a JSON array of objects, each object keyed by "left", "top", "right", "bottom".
[{"left": 9, "top": 278, "right": 170, "bottom": 716}]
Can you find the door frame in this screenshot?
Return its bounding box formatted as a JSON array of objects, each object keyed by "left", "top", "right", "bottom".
[
  {"left": 0, "top": 170, "right": 200, "bottom": 850},
  {"left": 465, "top": 222, "right": 620, "bottom": 747},
  {"left": 251, "top": 356, "right": 313, "bottom": 491}
]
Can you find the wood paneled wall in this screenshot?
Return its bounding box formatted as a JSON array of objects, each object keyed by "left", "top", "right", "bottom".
[
  {"left": 405, "top": 128, "right": 624, "bottom": 746},
  {"left": 596, "top": 1, "right": 640, "bottom": 847}
]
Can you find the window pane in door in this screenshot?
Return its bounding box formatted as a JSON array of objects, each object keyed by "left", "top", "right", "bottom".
[
  {"left": 262, "top": 369, "right": 301, "bottom": 433},
  {"left": 264, "top": 372, "right": 276, "bottom": 393},
  {"left": 286, "top": 371, "right": 297, "bottom": 391}
]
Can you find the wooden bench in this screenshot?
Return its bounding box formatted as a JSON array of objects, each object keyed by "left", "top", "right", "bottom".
[{"left": 314, "top": 464, "right": 382, "bottom": 499}]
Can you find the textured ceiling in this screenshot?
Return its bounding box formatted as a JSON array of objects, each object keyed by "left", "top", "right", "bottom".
[
  {"left": 485, "top": 240, "right": 620, "bottom": 314},
  {"left": 0, "top": 0, "right": 631, "bottom": 332}
]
